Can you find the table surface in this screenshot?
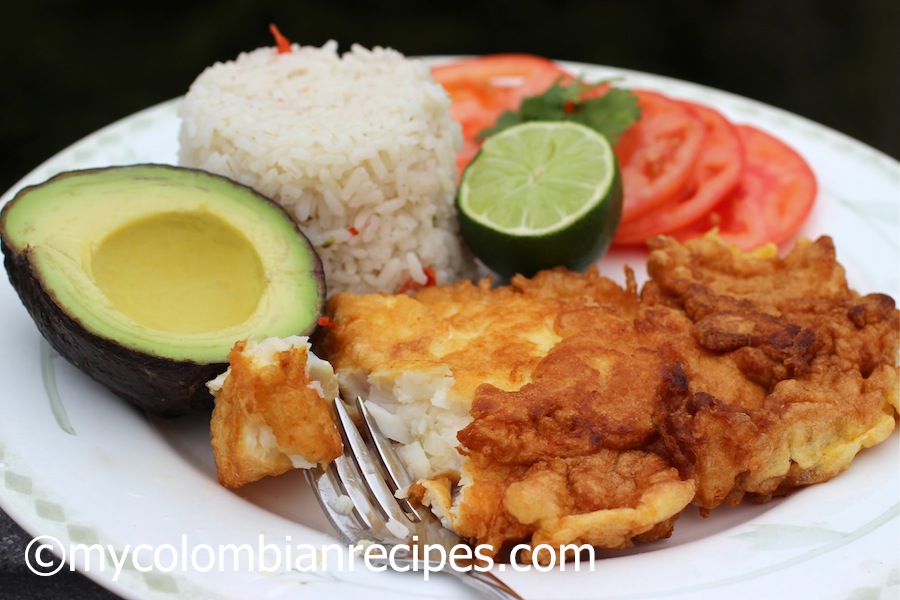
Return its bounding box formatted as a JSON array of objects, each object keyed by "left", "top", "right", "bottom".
[{"left": 0, "top": 508, "right": 120, "bottom": 599}]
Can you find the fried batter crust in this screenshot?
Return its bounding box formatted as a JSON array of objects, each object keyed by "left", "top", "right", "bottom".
[
  {"left": 322, "top": 268, "right": 697, "bottom": 559},
  {"left": 316, "top": 234, "right": 897, "bottom": 558},
  {"left": 647, "top": 235, "right": 899, "bottom": 510},
  {"left": 210, "top": 341, "right": 342, "bottom": 488}
]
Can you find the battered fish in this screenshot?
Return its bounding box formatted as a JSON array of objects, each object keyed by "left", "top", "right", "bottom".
[
  {"left": 209, "top": 234, "right": 898, "bottom": 563},
  {"left": 645, "top": 235, "right": 899, "bottom": 511},
  {"left": 320, "top": 267, "right": 697, "bottom": 561},
  {"left": 208, "top": 336, "right": 343, "bottom": 488},
  {"left": 318, "top": 234, "right": 897, "bottom": 560}
]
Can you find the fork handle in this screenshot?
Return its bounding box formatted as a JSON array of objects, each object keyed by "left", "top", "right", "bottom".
[{"left": 460, "top": 568, "right": 524, "bottom": 600}]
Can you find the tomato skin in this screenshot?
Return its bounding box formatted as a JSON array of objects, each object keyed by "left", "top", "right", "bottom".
[
  {"left": 669, "top": 125, "right": 817, "bottom": 250},
  {"left": 613, "top": 100, "right": 744, "bottom": 245},
  {"left": 434, "top": 57, "right": 817, "bottom": 251},
  {"left": 431, "top": 55, "right": 573, "bottom": 174},
  {"left": 615, "top": 90, "right": 706, "bottom": 223}
]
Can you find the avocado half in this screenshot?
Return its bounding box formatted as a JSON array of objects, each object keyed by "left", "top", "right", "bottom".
[{"left": 0, "top": 164, "right": 325, "bottom": 417}]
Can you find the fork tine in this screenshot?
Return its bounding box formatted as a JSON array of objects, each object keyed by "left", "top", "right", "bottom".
[
  {"left": 331, "top": 398, "right": 413, "bottom": 538},
  {"left": 329, "top": 454, "right": 374, "bottom": 528},
  {"left": 351, "top": 397, "right": 466, "bottom": 554},
  {"left": 306, "top": 397, "right": 526, "bottom": 600},
  {"left": 304, "top": 457, "right": 373, "bottom": 544},
  {"left": 354, "top": 396, "right": 428, "bottom": 521},
  {"left": 304, "top": 397, "right": 396, "bottom": 543}
]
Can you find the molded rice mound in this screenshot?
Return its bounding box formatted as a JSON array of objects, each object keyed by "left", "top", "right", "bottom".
[{"left": 178, "top": 41, "right": 475, "bottom": 295}]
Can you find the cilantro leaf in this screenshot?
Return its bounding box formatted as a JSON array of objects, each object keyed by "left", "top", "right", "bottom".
[
  {"left": 570, "top": 88, "right": 641, "bottom": 144},
  {"left": 476, "top": 77, "right": 641, "bottom": 144}
]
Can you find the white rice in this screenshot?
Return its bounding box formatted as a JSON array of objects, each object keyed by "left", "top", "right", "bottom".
[{"left": 177, "top": 40, "right": 476, "bottom": 295}]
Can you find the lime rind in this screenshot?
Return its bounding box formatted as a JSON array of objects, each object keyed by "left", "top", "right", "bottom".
[{"left": 459, "top": 121, "right": 616, "bottom": 236}]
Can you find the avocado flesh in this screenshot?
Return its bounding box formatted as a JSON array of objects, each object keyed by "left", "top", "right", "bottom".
[
  {"left": 0, "top": 165, "right": 325, "bottom": 416},
  {"left": 91, "top": 210, "right": 265, "bottom": 336}
]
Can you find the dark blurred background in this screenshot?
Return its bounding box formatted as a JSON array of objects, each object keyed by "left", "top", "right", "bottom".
[
  {"left": 0, "top": 0, "right": 898, "bottom": 598},
  {"left": 1, "top": 0, "right": 899, "bottom": 197}
]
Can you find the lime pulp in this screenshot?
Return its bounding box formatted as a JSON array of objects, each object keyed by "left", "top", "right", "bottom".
[{"left": 456, "top": 121, "right": 623, "bottom": 277}]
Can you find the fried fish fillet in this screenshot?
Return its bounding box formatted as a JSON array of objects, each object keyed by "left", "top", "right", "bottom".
[
  {"left": 645, "top": 235, "right": 899, "bottom": 511},
  {"left": 318, "top": 234, "right": 897, "bottom": 560},
  {"left": 208, "top": 336, "right": 343, "bottom": 488},
  {"left": 207, "top": 234, "right": 897, "bottom": 562},
  {"left": 319, "top": 268, "right": 697, "bottom": 561}
]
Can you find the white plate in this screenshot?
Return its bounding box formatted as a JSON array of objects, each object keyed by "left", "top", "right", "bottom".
[{"left": 0, "top": 59, "right": 897, "bottom": 600}]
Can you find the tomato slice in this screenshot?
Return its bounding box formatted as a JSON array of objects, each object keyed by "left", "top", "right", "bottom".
[
  {"left": 613, "top": 100, "right": 744, "bottom": 245},
  {"left": 669, "top": 125, "right": 817, "bottom": 250},
  {"left": 615, "top": 90, "right": 706, "bottom": 223},
  {"left": 431, "top": 55, "right": 573, "bottom": 174}
]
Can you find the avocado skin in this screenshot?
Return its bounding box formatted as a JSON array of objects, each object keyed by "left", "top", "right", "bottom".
[
  {"left": 0, "top": 164, "right": 326, "bottom": 418},
  {"left": 2, "top": 235, "right": 223, "bottom": 416}
]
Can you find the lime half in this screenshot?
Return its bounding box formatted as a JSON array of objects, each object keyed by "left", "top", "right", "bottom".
[{"left": 457, "top": 121, "right": 623, "bottom": 278}]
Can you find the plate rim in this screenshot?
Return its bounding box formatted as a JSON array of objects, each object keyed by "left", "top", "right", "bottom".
[{"left": 1, "top": 55, "right": 897, "bottom": 600}]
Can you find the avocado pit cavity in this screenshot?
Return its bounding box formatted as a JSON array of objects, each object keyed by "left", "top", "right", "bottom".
[{"left": 91, "top": 211, "right": 265, "bottom": 334}]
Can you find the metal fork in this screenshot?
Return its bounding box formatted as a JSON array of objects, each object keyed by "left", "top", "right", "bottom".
[{"left": 305, "top": 396, "right": 523, "bottom": 600}]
